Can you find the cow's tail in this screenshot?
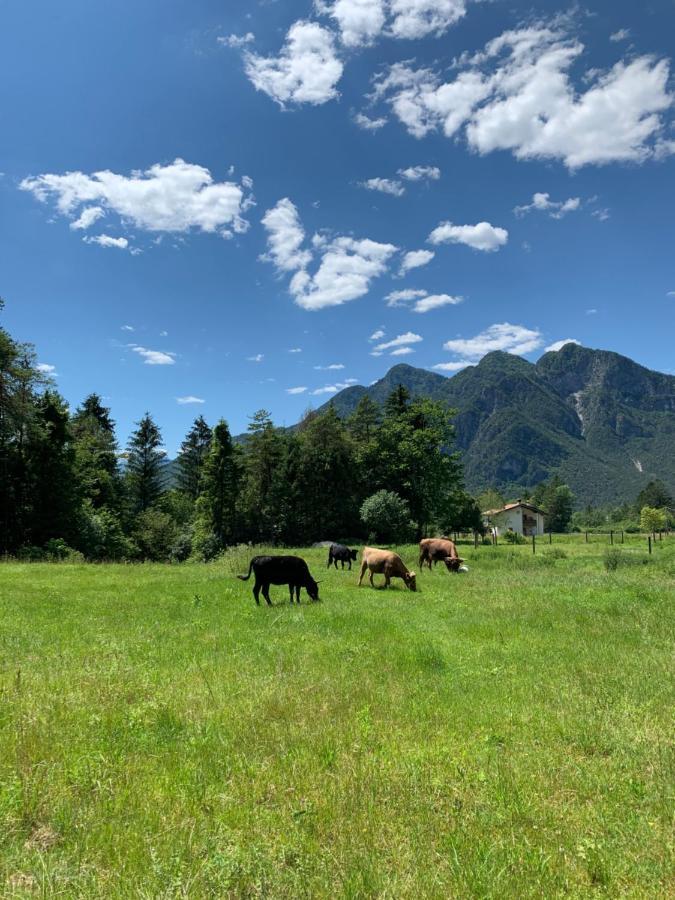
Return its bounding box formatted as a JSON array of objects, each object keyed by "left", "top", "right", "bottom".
[
  {"left": 237, "top": 560, "right": 255, "bottom": 581},
  {"left": 327, "top": 546, "right": 333, "bottom": 568}
]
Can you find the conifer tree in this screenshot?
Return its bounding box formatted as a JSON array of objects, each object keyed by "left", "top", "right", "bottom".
[
  {"left": 125, "top": 413, "right": 166, "bottom": 513},
  {"left": 193, "top": 419, "right": 240, "bottom": 552},
  {"left": 177, "top": 415, "right": 212, "bottom": 500}
]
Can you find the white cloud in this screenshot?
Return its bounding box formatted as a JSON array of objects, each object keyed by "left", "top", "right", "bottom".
[
  {"left": 21, "top": 159, "right": 252, "bottom": 240},
  {"left": 247, "top": 353, "right": 264, "bottom": 363},
  {"left": 667, "top": 291, "right": 675, "bottom": 298},
  {"left": 262, "top": 198, "right": 397, "bottom": 310},
  {"left": 70, "top": 206, "right": 104, "bottom": 230},
  {"left": 442, "top": 322, "right": 543, "bottom": 359},
  {"left": 369, "top": 328, "right": 385, "bottom": 341},
  {"left": 610, "top": 29, "right": 630, "bottom": 43},
  {"left": 397, "top": 165, "right": 441, "bottom": 181},
  {"left": 375, "top": 331, "right": 423, "bottom": 351},
  {"left": 288, "top": 347, "right": 303, "bottom": 353},
  {"left": 514, "top": 192, "right": 580, "bottom": 218},
  {"left": 320, "top": 0, "right": 386, "bottom": 47},
  {"left": 84, "top": 234, "right": 129, "bottom": 250},
  {"left": 244, "top": 21, "right": 343, "bottom": 107},
  {"left": 159, "top": 330, "right": 168, "bottom": 336},
  {"left": 586, "top": 308, "right": 598, "bottom": 314},
  {"left": 287, "top": 386, "right": 308, "bottom": 394},
  {"left": 386, "top": 288, "right": 461, "bottom": 312},
  {"left": 432, "top": 361, "right": 469, "bottom": 371},
  {"left": 592, "top": 208, "right": 610, "bottom": 221},
  {"left": 545, "top": 338, "right": 580, "bottom": 352},
  {"left": 354, "top": 112, "right": 387, "bottom": 131},
  {"left": 391, "top": 346, "right": 415, "bottom": 355},
  {"left": 360, "top": 177, "right": 405, "bottom": 196},
  {"left": 176, "top": 396, "right": 205, "bottom": 404},
  {"left": 399, "top": 248, "right": 434, "bottom": 274},
  {"left": 429, "top": 220, "right": 508, "bottom": 251},
  {"left": 219, "top": 32, "right": 255, "bottom": 48},
  {"left": 388, "top": 0, "right": 466, "bottom": 39},
  {"left": 130, "top": 345, "right": 176, "bottom": 366},
  {"left": 386, "top": 288, "right": 427, "bottom": 307},
  {"left": 413, "top": 293, "right": 462, "bottom": 313},
  {"left": 261, "top": 199, "right": 312, "bottom": 272},
  {"left": 369, "top": 24, "right": 673, "bottom": 168},
  {"left": 314, "top": 363, "right": 345, "bottom": 370},
  {"left": 37, "top": 363, "right": 57, "bottom": 376},
  {"left": 311, "top": 378, "right": 358, "bottom": 395},
  {"left": 121, "top": 325, "right": 135, "bottom": 332}
]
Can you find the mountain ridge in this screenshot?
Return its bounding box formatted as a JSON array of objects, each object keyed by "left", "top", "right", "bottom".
[{"left": 312, "top": 345, "right": 675, "bottom": 506}]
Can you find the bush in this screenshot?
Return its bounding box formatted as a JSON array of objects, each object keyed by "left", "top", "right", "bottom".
[
  {"left": 503, "top": 530, "right": 526, "bottom": 544},
  {"left": 77, "top": 503, "right": 137, "bottom": 561},
  {"left": 45, "top": 538, "right": 71, "bottom": 560},
  {"left": 134, "top": 509, "right": 179, "bottom": 562},
  {"left": 360, "top": 490, "right": 415, "bottom": 544},
  {"left": 170, "top": 529, "right": 194, "bottom": 563},
  {"left": 543, "top": 547, "right": 567, "bottom": 560}
]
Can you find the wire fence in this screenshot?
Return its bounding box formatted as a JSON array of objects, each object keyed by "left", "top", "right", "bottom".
[{"left": 447, "top": 529, "right": 671, "bottom": 555}]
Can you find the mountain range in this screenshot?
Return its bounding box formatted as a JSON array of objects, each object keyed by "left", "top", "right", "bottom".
[{"left": 312, "top": 344, "right": 675, "bottom": 507}]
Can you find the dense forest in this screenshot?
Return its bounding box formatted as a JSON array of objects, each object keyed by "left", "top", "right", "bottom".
[{"left": 1, "top": 304, "right": 671, "bottom": 561}]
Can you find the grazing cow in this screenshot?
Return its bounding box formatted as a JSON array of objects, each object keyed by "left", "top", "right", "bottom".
[
  {"left": 419, "top": 538, "right": 464, "bottom": 573},
  {"left": 358, "top": 547, "right": 417, "bottom": 591},
  {"left": 238, "top": 555, "right": 320, "bottom": 606},
  {"left": 327, "top": 543, "right": 358, "bottom": 570}
]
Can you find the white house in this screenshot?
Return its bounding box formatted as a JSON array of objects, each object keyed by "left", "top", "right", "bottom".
[{"left": 482, "top": 501, "right": 546, "bottom": 537}]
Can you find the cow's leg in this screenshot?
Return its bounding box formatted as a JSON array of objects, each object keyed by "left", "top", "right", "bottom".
[
  {"left": 369, "top": 570, "right": 375, "bottom": 588},
  {"left": 262, "top": 584, "right": 272, "bottom": 606},
  {"left": 358, "top": 560, "right": 367, "bottom": 585},
  {"left": 347, "top": 560, "right": 352, "bottom": 570},
  {"left": 340, "top": 559, "right": 345, "bottom": 569},
  {"left": 253, "top": 580, "right": 261, "bottom": 605},
  {"left": 296, "top": 585, "right": 301, "bottom": 604},
  {"left": 289, "top": 584, "right": 294, "bottom": 603}
]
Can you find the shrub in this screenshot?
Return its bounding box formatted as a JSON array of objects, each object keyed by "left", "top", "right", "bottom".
[
  {"left": 543, "top": 547, "right": 567, "bottom": 560},
  {"left": 45, "top": 538, "right": 71, "bottom": 560},
  {"left": 134, "top": 509, "right": 179, "bottom": 562},
  {"left": 170, "top": 529, "right": 193, "bottom": 563},
  {"left": 604, "top": 548, "right": 621, "bottom": 571},
  {"left": 503, "top": 530, "right": 526, "bottom": 544},
  {"left": 360, "top": 491, "right": 415, "bottom": 544}
]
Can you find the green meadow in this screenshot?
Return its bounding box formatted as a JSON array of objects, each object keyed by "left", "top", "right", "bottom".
[{"left": 0, "top": 537, "right": 673, "bottom": 898}]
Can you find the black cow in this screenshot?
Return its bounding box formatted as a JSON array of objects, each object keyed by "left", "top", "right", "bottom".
[
  {"left": 327, "top": 543, "right": 358, "bottom": 570},
  {"left": 238, "top": 555, "right": 320, "bottom": 606}
]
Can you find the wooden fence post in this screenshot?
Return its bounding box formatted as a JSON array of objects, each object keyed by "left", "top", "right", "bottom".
[
  {"left": 549, "top": 532, "right": 552, "bottom": 544},
  {"left": 532, "top": 534, "right": 536, "bottom": 554},
  {"left": 648, "top": 536, "right": 652, "bottom": 555},
  {"left": 621, "top": 531, "right": 624, "bottom": 544},
  {"left": 474, "top": 531, "right": 478, "bottom": 549},
  {"left": 585, "top": 531, "right": 589, "bottom": 543},
  {"left": 610, "top": 530, "right": 614, "bottom": 545}
]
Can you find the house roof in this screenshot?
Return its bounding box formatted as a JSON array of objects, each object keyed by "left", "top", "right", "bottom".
[{"left": 482, "top": 501, "right": 547, "bottom": 517}]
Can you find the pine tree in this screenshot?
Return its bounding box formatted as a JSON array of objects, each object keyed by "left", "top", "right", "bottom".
[
  {"left": 176, "top": 415, "right": 212, "bottom": 500},
  {"left": 72, "top": 394, "right": 120, "bottom": 510},
  {"left": 240, "top": 410, "right": 287, "bottom": 542},
  {"left": 193, "top": 419, "right": 240, "bottom": 552},
  {"left": 125, "top": 413, "right": 166, "bottom": 513}
]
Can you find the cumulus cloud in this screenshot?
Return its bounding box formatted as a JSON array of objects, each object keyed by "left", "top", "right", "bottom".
[
  {"left": 121, "top": 325, "right": 135, "bottom": 332},
  {"left": 544, "top": 338, "right": 580, "bottom": 352},
  {"left": 176, "top": 396, "right": 205, "bottom": 404},
  {"left": 314, "top": 363, "right": 345, "bottom": 370},
  {"left": 442, "top": 322, "right": 543, "bottom": 361},
  {"left": 369, "top": 329, "right": 385, "bottom": 341},
  {"left": 360, "top": 177, "right": 405, "bottom": 196},
  {"left": 287, "top": 386, "right": 308, "bottom": 394},
  {"left": 374, "top": 331, "right": 423, "bottom": 351},
  {"left": 288, "top": 347, "right": 303, "bottom": 353},
  {"left": 318, "top": 0, "right": 466, "bottom": 46},
  {"left": 244, "top": 21, "right": 343, "bottom": 107},
  {"left": 21, "top": 159, "right": 252, "bottom": 241},
  {"left": 247, "top": 354, "right": 264, "bottom": 363},
  {"left": 130, "top": 345, "right": 176, "bottom": 366},
  {"left": 84, "top": 234, "right": 129, "bottom": 250},
  {"left": 311, "top": 378, "right": 359, "bottom": 395},
  {"left": 399, "top": 248, "right": 434, "bottom": 275},
  {"left": 37, "top": 363, "right": 57, "bottom": 376},
  {"left": 261, "top": 198, "right": 312, "bottom": 272},
  {"left": 354, "top": 112, "right": 388, "bottom": 130},
  {"left": 262, "top": 198, "right": 397, "bottom": 310},
  {"left": 391, "top": 346, "right": 415, "bottom": 355},
  {"left": 432, "top": 361, "right": 470, "bottom": 372},
  {"left": 429, "top": 220, "right": 508, "bottom": 251},
  {"left": 610, "top": 29, "right": 630, "bottom": 43},
  {"left": 514, "top": 192, "right": 581, "bottom": 218},
  {"left": 219, "top": 32, "right": 255, "bottom": 48},
  {"left": 368, "top": 23, "right": 673, "bottom": 168},
  {"left": 386, "top": 288, "right": 461, "bottom": 312},
  {"left": 397, "top": 165, "right": 441, "bottom": 181}
]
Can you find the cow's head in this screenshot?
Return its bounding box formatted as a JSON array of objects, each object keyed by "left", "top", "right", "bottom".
[
  {"left": 404, "top": 570, "right": 417, "bottom": 592},
  {"left": 307, "top": 579, "right": 320, "bottom": 602},
  {"left": 350, "top": 549, "right": 358, "bottom": 560},
  {"left": 443, "top": 557, "right": 464, "bottom": 573}
]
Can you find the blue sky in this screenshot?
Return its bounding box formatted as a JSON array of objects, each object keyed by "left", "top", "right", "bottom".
[{"left": 1, "top": 0, "right": 674, "bottom": 453}]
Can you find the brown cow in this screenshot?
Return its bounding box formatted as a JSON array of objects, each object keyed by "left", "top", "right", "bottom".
[
  {"left": 358, "top": 547, "right": 417, "bottom": 591},
  {"left": 419, "top": 538, "right": 464, "bottom": 572}
]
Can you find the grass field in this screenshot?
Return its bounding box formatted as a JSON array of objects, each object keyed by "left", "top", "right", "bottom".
[{"left": 0, "top": 537, "right": 673, "bottom": 898}]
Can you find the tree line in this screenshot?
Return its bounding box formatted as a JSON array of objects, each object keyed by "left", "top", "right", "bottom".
[{"left": 1, "top": 307, "right": 483, "bottom": 561}]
